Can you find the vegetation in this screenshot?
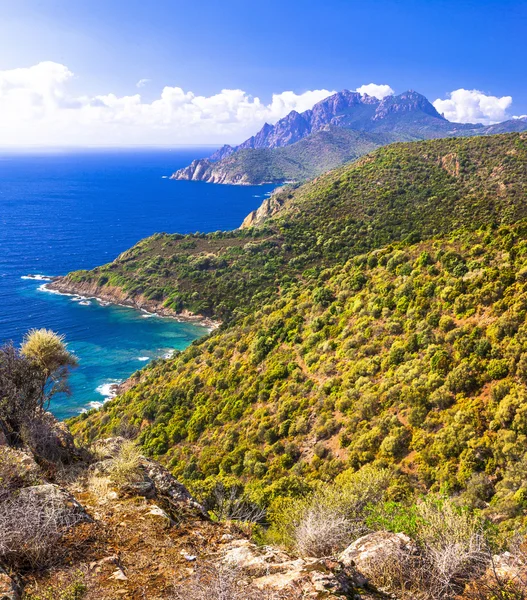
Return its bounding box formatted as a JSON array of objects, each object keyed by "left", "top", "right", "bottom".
[
  {"left": 62, "top": 133, "right": 527, "bottom": 321},
  {"left": 0, "top": 329, "right": 77, "bottom": 445},
  {"left": 61, "top": 133, "right": 527, "bottom": 597},
  {"left": 178, "top": 126, "right": 386, "bottom": 184}
]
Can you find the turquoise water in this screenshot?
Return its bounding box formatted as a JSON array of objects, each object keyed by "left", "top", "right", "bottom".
[{"left": 0, "top": 149, "right": 276, "bottom": 419}]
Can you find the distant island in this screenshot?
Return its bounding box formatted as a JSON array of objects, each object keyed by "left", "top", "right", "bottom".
[{"left": 171, "top": 89, "right": 527, "bottom": 185}]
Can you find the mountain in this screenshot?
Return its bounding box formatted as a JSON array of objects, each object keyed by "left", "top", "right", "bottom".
[
  {"left": 172, "top": 90, "right": 527, "bottom": 185},
  {"left": 35, "top": 133, "right": 527, "bottom": 599},
  {"left": 171, "top": 126, "right": 387, "bottom": 185}
]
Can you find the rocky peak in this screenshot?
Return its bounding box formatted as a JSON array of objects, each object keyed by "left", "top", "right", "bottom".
[
  {"left": 374, "top": 90, "right": 445, "bottom": 121},
  {"left": 209, "top": 144, "right": 235, "bottom": 161}
]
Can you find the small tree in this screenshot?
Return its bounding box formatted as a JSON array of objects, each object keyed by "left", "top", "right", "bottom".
[
  {"left": 0, "top": 330, "right": 76, "bottom": 442},
  {"left": 21, "top": 329, "right": 77, "bottom": 410}
]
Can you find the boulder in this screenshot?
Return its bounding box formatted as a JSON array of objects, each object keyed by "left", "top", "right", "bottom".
[
  {"left": 339, "top": 531, "right": 417, "bottom": 571},
  {"left": 489, "top": 551, "right": 527, "bottom": 583},
  {"left": 0, "top": 446, "right": 43, "bottom": 487},
  {"left": 16, "top": 484, "right": 91, "bottom": 523}
]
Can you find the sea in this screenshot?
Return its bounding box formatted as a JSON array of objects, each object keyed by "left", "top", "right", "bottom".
[{"left": 0, "top": 149, "right": 276, "bottom": 419}]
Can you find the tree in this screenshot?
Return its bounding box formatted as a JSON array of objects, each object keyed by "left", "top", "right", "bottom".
[
  {"left": 0, "top": 330, "right": 77, "bottom": 441},
  {"left": 21, "top": 329, "right": 77, "bottom": 410}
]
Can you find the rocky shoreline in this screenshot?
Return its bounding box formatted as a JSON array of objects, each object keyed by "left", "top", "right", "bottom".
[{"left": 45, "top": 277, "right": 221, "bottom": 331}]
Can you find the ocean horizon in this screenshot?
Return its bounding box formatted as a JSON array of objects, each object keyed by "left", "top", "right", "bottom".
[{"left": 0, "top": 148, "right": 276, "bottom": 419}]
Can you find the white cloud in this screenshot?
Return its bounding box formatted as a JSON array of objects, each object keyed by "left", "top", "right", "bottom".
[
  {"left": 356, "top": 83, "right": 394, "bottom": 99},
  {"left": 433, "top": 89, "right": 513, "bottom": 125},
  {"left": 0, "top": 62, "right": 335, "bottom": 147},
  {"left": 136, "top": 78, "right": 151, "bottom": 88}
]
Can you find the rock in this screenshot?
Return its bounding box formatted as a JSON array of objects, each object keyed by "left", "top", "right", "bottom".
[
  {"left": 0, "top": 568, "right": 19, "bottom": 600},
  {"left": 490, "top": 551, "right": 526, "bottom": 581},
  {"left": 90, "top": 437, "right": 206, "bottom": 516},
  {"left": 339, "top": 531, "right": 417, "bottom": 572},
  {"left": 91, "top": 437, "right": 126, "bottom": 460},
  {"left": 16, "top": 484, "right": 91, "bottom": 524},
  {"left": 148, "top": 504, "right": 174, "bottom": 528},
  {"left": 240, "top": 195, "right": 286, "bottom": 229},
  {"left": 140, "top": 456, "right": 206, "bottom": 516},
  {"left": 222, "top": 539, "right": 363, "bottom": 598},
  {"left": 25, "top": 411, "right": 81, "bottom": 463},
  {"left": 0, "top": 446, "right": 43, "bottom": 494},
  {"left": 123, "top": 479, "right": 155, "bottom": 498},
  {"left": 183, "top": 554, "right": 197, "bottom": 562},
  {"left": 111, "top": 568, "right": 128, "bottom": 581}
]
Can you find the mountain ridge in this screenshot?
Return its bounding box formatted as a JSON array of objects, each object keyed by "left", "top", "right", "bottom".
[{"left": 172, "top": 90, "right": 527, "bottom": 185}]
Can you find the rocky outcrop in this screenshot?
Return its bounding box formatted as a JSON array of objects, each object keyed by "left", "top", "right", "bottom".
[
  {"left": 0, "top": 568, "right": 19, "bottom": 600},
  {"left": 15, "top": 483, "right": 91, "bottom": 523},
  {"left": 220, "top": 538, "right": 366, "bottom": 598},
  {"left": 339, "top": 531, "right": 417, "bottom": 571},
  {"left": 170, "top": 158, "right": 263, "bottom": 184},
  {"left": 240, "top": 194, "right": 287, "bottom": 228},
  {"left": 91, "top": 437, "right": 206, "bottom": 517}
]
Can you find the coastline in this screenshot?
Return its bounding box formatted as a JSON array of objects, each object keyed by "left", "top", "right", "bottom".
[{"left": 43, "top": 277, "right": 221, "bottom": 331}]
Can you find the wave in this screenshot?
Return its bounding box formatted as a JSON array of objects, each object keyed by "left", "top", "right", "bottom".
[
  {"left": 38, "top": 283, "right": 63, "bottom": 294},
  {"left": 21, "top": 274, "right": 53, "bottom": 281},
  {"left": 86, "top": 401, "right": 104, "bottom": 410},
  {"left": 95, "top": 380, "right": 122, "bottom": 400}
]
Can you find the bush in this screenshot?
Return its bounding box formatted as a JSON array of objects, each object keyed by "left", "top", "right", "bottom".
[
  {"left": 361, "top": 497, "right": 488, "bottom": 599},
  {"left": 266, "top": 465, "right": 392, "bottom": 556},
  {"left": 0, "top": 331, "right": 76, "bottom": 444},
  {"left": 0, "top": 490, "right": 86, "bottom": 569},
  {"left": 106, "top": 440, "right": 143, "bottom": 488}
]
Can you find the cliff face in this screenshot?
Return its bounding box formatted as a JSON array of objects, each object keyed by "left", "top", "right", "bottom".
[
  {"left": 239, "top": 193, "right": 287, "bottom": 228},
  {"left": 46, "top": 278, "right": 220, "bottom": 328}
]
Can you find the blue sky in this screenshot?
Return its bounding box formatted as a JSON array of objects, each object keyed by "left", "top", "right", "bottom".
[{"left": 0, "top": 0, "right": 525, "bottom": 146}]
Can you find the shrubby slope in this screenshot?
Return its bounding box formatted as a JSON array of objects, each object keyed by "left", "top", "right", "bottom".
[
  {"left": 69, "top": 134, "right": 527, "bottom": 534},
  {"left": 54, "top": 133, "right": 527, "bottom": 322}
]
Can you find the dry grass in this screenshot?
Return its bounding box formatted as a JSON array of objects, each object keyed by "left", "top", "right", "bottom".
[
  {"left": 171, "top": 563, "right": 297, "bottom": 600},
  {"left": 0, "top": 491, "right": 86, "bottom": 569},
  {"left": 106, "top": 439, "right": 142, "bottom": 488},
  {"left": 462, "top": 538, "right": 527, "bottom": 600},
  {"left": 357, "top": 499, "right": 489, "bottom": 600}
]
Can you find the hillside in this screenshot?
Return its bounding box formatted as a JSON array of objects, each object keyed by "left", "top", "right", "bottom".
[
  {"left": 170, "top": 127, "right": 385, "bottom": 185},
  {"left": 52, "top": 134, "right": 527, "bottom": 323},
  {"left": 70, "top": 220, "right": 527, "bottom": 529},
  {"left": 172, "top": 89, "right": 527, "bottom": 185},
  {"left": 58, "top": 134, "right": 527, "bottom": 535}
]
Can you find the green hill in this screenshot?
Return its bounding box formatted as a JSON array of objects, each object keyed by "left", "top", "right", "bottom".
[
  {"left": 66, "top": 133, "right": 527, "bottom": 534},
  {"left": 56, "top": 133, "right": 527, "bottom": 322}
]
